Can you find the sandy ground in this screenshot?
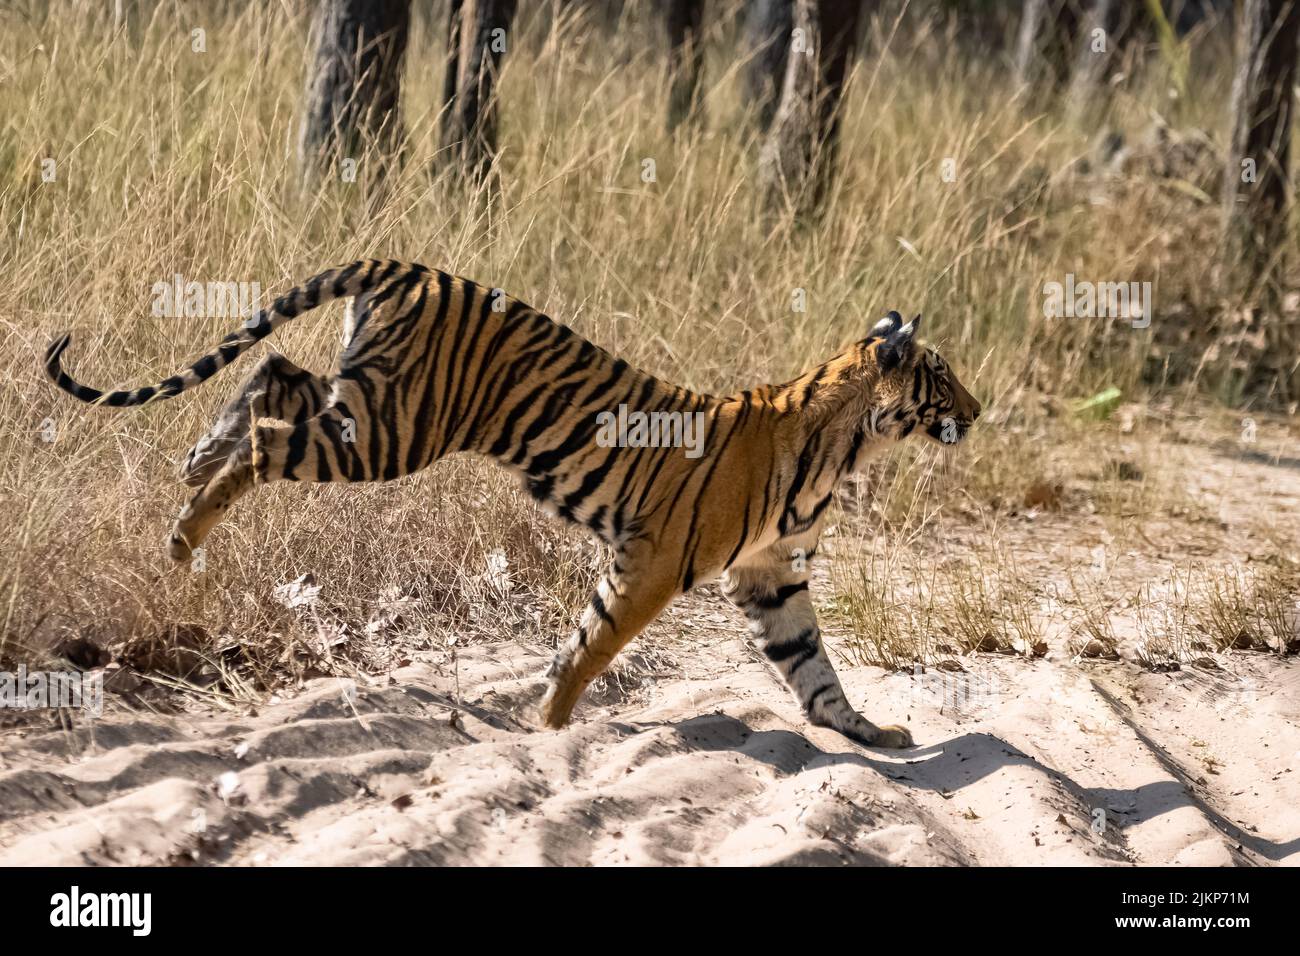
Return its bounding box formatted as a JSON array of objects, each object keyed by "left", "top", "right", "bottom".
[
  {"left": 2, "top": 415, "right": 1299, "bottom": 866},
  {"left": 1, "top": 632, "right": 1297, "bottom": 866}
]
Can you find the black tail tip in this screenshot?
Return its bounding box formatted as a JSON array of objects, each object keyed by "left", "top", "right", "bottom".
[{"left": 44, "top": 333, "right": 71, "bottom": 373}]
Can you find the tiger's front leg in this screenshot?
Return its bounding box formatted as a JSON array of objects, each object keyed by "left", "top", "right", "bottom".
[
  {"left": 540, "top": 558, "right": 678, "bottom": 729},
  {"left": 168, "top": 398, "right": 372, "bottom": 562},
  {"left": 180, "top": 353, "right": 331, "bottom": 487},
  {"left": 721, "top": 541, "right": 913, "bottom": 749}
]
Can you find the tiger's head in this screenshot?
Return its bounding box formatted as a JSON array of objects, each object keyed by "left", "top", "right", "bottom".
[{"left": 866, "top": 311, "right": 981, "bottom": 446}]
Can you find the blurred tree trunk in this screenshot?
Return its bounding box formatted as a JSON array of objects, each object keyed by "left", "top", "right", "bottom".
[
  {"left": 574, "top": 0, "right": 625, "bottom": 33},
  {"left": 757, "top": 0, "right": 867, "bottom": 217},
  {"left": 667, "top": 0, "right": 706, "bottom": 131},
  {"left": 441, "top": 0, "right": 464, "bottom": 146},
  {"left": 1222, "top": 0, "right": 1300, "bottom": 394},
  {"left": 744, "top": 0, "right": 794, "bottom": 130},
  {"left": 937, "top": 0, "right": 1021, "bottom": 56},
  {"left": 1171, "top": 0, "right": 1233, "bottom": 33},
  {"left": 1014, "top": 0, "right": 1085, "bottom": 94},
  {"left": 440, "top": 0, "right": 518, "bottom": 180},
  {"left": 1065, "top": 0, "right": 1149, "bottom": 120},
  {"left": 298, "top": 0, "right": 410, "bottom": 179}
]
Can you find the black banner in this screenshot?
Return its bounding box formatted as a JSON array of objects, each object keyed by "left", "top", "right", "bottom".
[{"left": 0, "top": 866, "right": 1276, "bottom": 942}]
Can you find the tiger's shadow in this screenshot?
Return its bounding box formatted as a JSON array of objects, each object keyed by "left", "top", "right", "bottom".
[{"left": 619, "top": 711, "right": 1300, "bottom": 863}]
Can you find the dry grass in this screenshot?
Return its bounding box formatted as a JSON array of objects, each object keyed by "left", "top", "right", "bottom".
[
  {"left": 835, "top": 540, "right": 1300, "bottom": 672},
  {"left": 1190, "top": 562, "right": 1300, "bottom": 655},
  {"left": 1126, "top": 563, "right": 1300, "bottom": 669},
  {"left": 830, "top": 534, "right": 1047, "bottom": 670},
  {"left": 1063, "top": 568, "right": 1121, "bottom": 659},
  {"left": 0, "top": 1, "right": 1289, "bottom": 695}
]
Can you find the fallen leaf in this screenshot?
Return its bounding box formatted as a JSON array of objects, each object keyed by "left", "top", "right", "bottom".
[{"left": 274, "top": 573, "right": 321, "bottom": 610}]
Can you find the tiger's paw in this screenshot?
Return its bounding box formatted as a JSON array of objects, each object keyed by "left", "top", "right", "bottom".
[
  {"left": 821, "top": 714, "right": 915, "bottom": 750},
  {"left": 537, "top": 685, "right": 571, "bottom": 731},
  {"left": 871, "top": 723, "right": 914, "bottom": 749}
]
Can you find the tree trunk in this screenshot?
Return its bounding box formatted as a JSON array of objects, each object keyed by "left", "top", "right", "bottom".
[
  {"left": 440, "top": 0, "right": 518, "bottom": 181},
  {"left": 667, "top": 0, "right": 706, "bottom": 131},
  {"left": 298, "top": 0, "right": 410, "bottom": 179},
  {"left": 757, "top": 0, "right": 866, "bottom": 217},
  {"left": 1065, "top": 0, "right": 1148, "bottom": 121},
  {"left": 1222, "top": 0, "right": 1300, "bottom": 394},
  {"left": 1014, "top": 0, "right": 1085, "bottom": 94},
  {"left": 744, "top": 0, "right": 794, "bottom": 130},
  {"left": 1171, "top": 0, "right": 1233, "bottom": 34},
  {"left": 937, "top": 0, "right": 1021, "bottom": 57}
]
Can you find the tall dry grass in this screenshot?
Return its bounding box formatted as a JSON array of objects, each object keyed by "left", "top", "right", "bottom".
[{"left": 0, "top": 1, "right": 1267, "bottom": 686}]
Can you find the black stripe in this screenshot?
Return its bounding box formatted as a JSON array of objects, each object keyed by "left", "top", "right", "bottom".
[
  {"left": 841, "top": 425, "right": 866, "bottom": 474},
  {"left": 330, "top": 259, "right": 368, "bottom": 297},
  {"left": 315, "top": 439, "right": 333, "bottom": 481},
  {"left": 521, "top": 369, "right": 640, "bottom": 475},
  {"left": 435, "top": 285, "right": 498, "bottom": 458},
  {"left": 680, "top": 398, "right": 747, "bottom": 585},
  {"left": 778, "top": 437, "right": 819, "bottom": 534},
  {"left": 514, "top": 348, "right": 627, "bottom": 466},
  {"left": 723, "top": 505, "right": 751, "bottom": 570},
  {"left": 764, "top": 628, "right": 818, "bottom": 665},
  {"left": 755, "top": 581, "right": 808, "bottom": 610},
  {"left": 526, "top": 474, "right": 554, "bottom": 503},
  {"left": 403, "top": 272, "right": 455, "bottom": 472},
  {"left": 331, "top": 401, "right": 366, "bottom": 481},
  {"left": 429, "top": 279, "right": 481, "bottom": 452},
  {"left": 192, "top": 354, "right": 219, "bottom": 380},
  {"left": 659, "top": 403, "right": 730, "bottom": 535},
  {"left": 589, "top": 591, "right": 613, "bottom": 625},
  {"left": 450, "top": 301, "right": 530, "bottom": 452},
  {"left": 301, "top": 271, "right": 326, "bottom": 311},
  {"left": 805, "top": 683, "right": 837, "bottom": 709},
  {"left": 335, "top": 365, "right": 380, "bottom": 479},
  {"left": 459, "top": 322, "right": 561, "bottom": 452},
  {"left": 283, "top": 420, "right": 310, "bottom": 479},
  {"left": 561, "top": 445, "right": 622, "bottom": 517},
  {"left": 586, "top": 505, "right": 608, "bottom": 538},
  {"left": 488, "top": 381, "right": 554, "bottom": 460}
]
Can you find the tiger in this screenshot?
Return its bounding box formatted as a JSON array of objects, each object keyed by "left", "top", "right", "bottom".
[{"left": 44, "top": 259, "right": 980, "bottom": 748}]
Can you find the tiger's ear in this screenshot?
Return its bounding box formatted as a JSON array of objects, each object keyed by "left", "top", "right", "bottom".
[
  {"left": 876, "top": 314, "right": 919, "bottom": 371},
  {"left": 869, "top": 310, "right": 903, "bottom": 339}
]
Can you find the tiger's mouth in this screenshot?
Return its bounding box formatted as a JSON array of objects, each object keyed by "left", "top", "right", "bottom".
[{"left": 925, "top": 416, "right": 973, "bottom": 446}]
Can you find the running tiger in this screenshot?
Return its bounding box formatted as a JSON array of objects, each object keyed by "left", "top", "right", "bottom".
[{"left": 44, "top": 259, "right": 981, "bottom": 747}]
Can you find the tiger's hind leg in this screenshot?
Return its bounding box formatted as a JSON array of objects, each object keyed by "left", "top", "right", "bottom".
[
  {"left": 721, "top": 541, "right": 913, "bottom": 749},
  {"left": 539, "top": 556, "right": 679, "bottom": 729},
  {"left": 180, "top": 353, "right": 331, "bottom": 487},
  {"left": 167, "top": 394, "right": 379, "bottom": 562}
]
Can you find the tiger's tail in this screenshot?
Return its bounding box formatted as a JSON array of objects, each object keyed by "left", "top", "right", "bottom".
[{"left": 43, "top": 258, "right": 413, "bottom": 407}]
